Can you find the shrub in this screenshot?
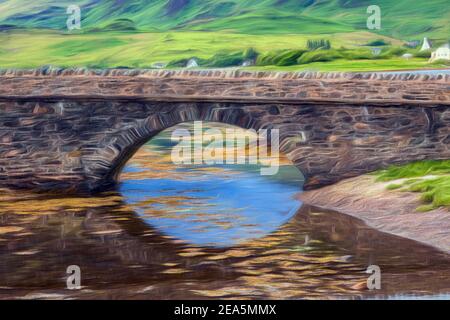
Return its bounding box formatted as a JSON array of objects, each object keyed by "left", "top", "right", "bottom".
[
  {"left": 415, "top": 50, "right": 432, "bottom": 58},
  {"left": 204, "top": 52, "right": 245, "bottom": 67},
  {"left": 167, "top": 58, "right": 189, "bottom": 68},
  {"left": 243, "top": 48, "right": 258, "bottom": 61},
  {"left": 274, "top": 50, "right": 308, "bottom": 66},
  {"left": 378, "top": 46, "right": 408, "bottom": 58},
  {"left": 297, "top": 49, "right": 343, "bottom": 64},
  {"left": 256, "top": 49, "right": 307, "bottom": 66},
  {"left": 256, "top": 50, "right": 281, "bottom": 66},
  {"left": 365, "top": 39, "right": 390, "bottom": 46},
  {"left": 204, "top": 49, "right": 261, "bottom": 67},
  {"left": 167, "top": 57, "right": 205, "bottom": 68}
]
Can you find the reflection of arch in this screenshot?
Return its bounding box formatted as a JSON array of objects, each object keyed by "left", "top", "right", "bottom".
[{"left": 82, "top": 102, "right": 305, "bottom": 192}]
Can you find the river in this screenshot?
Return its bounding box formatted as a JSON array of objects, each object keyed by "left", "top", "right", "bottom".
[{"left": 0, "top": 122, "right": 449, "bottom": 300}]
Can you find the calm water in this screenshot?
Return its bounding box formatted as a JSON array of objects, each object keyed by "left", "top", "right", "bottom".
[{"left": 0, "top": 123, "right": 449, "bottom": 300}]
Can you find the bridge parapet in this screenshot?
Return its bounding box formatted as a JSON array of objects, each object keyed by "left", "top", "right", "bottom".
[{"left": 0, "top": 69, "right": 449, "bottom": 106}]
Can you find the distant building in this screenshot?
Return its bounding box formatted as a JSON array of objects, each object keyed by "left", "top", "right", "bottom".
[
  {"left": 186, "top": 58, "right": 199, "bottom": 68},
  {"left": 152, "top": 62, "right": 167, "bottom": 69},
  {"left": 402, "top": 53, "right": 413, "bottom": 60},
  {"left": 242, "top": 59, "right": 255, "bottom": 67},
  {"left": 371, "top": 47, "right": 382, "bottom": 56},
  {"left": 420, "top": 37, "right": 432, "bottom": 51},
  {"left": 405, "top": 40, "right": 420, "bottom": 48},
  {"left": 429, "top": 44, "right": 450, "bottom": 63}
]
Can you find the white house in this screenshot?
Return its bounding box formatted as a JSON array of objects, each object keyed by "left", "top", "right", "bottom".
[
  {"left": 402, "top": 53, "right": 413, "bottom": 60},
  {"left": 405, "top": 40, "right": 420, "bottom": 48},
  {"left": 152, "top": 62, "right": 167, "bottom": 69},
  {"left": 186, "top": 58, "right": 199, "bottom": 68},
  {"left": 371, "top": 47, "right": 382, "bottom": 56},
  {"left": 429, "top": 44, "right": 450, "bottom": 63},
  {"left": 420, "top": 37, "right": 432, "bottom": 51},
  {"left": 242, "top": 59, "right": 255, "bottom": 67}
]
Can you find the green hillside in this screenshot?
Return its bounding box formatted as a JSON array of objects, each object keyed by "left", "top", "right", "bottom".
[{"left": 0, "top": 0, "right": 448, "bottom": 39}]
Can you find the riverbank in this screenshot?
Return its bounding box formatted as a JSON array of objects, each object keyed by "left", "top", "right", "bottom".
[{"left": 299, "top": 175, "right": 450, "bottom": 254}]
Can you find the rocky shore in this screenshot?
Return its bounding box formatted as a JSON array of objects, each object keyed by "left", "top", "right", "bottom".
[{"left": 299, "top": 175, "right": 450, "bottom": 254}]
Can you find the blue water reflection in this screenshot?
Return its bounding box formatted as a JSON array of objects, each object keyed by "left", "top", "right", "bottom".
[{"left": 119, "top": 123, "right": 304, "bottom": 247}]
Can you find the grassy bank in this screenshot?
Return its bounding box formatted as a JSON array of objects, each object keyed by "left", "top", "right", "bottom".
[
  {"left": 375, "top": 160, "right": 450, "bottom": 211},
  {"left": 1, "top": 30, "right": 447, "bottom": 71},
  {"left": 244, "top": 58, "right": 438, "bottom": 72}
]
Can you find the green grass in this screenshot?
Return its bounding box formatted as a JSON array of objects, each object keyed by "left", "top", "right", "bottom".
[
  {"left": 376, "top": 160, "right": 450, "bottom": 181},
  {"left": 1, "top": 30, "right": 447, "bottom": 71},
  {"left": 375, "top": 160, "right": 450, "bottom": 211},
  {"left": 245, "top": 58, "right": 443, "bottom": 72}
]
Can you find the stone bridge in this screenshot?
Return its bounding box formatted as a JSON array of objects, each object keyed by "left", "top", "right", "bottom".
[{"left": 0, "top": 68, "right": 449, "bottom": 193}]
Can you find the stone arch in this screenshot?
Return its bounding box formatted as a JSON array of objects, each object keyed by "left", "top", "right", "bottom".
[{"left": 80, "top": 102, "right": 305, "bottom": 192}]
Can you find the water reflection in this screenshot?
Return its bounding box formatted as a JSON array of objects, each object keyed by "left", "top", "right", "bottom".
[
  {"left": 1, "top": 194, "right": 449, "bottom": 299},
  {"left": 120, "top": 122, "right": 303, "bottom": 247},
  {"left": 0, "top": 122, "right": 449, "bottom": 299}
]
